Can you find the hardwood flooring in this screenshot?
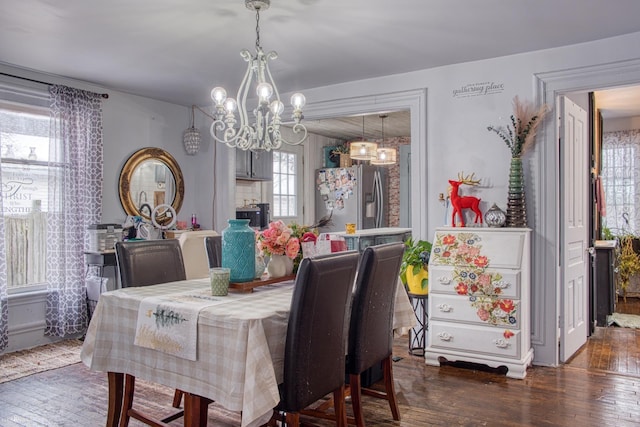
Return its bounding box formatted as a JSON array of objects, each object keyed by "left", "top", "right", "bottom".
[{"left": 1, "top": 300, "right": 639, "bottom": 426}]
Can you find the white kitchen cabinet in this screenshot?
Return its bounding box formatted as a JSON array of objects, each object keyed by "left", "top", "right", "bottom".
[{"left": 425, "top": 227, "right": 533, "bottom": 379}]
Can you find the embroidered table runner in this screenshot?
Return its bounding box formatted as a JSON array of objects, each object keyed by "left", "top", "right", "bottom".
[{"left": 134, "top": 288, "right": 226, "bottom": 361}]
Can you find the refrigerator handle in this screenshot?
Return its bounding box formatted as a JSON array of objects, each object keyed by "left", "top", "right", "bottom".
[{"left": 374, "top": 170, "right": 383, "bottom": 228}]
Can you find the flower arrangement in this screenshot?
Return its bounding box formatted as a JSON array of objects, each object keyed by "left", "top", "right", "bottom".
[
  {"left": 257, "top": 220, "right": 300, "bottom": 259},
  {"left": 487, "top": 96, "right": 549, "bottom": 158}
]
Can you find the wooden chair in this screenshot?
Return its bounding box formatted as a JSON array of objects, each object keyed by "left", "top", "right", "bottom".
[
  {"left": 114, "top": 239, "right": 188, "bottom": 427},
  {"left": 269, "top": 251, "right": 359, "bottom": 427},
  {"left": 301, "top": 242, "right": 405, "bottom": 426}
]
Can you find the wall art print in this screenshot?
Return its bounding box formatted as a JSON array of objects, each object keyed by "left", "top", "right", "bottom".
[
  {"left": 432, "top": 232, "right": 517, "bottom": 339},
  {"left": 316, "top": 167, "right": 356, "bottom": 210}
]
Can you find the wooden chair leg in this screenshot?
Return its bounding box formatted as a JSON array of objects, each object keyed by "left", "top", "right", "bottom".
[
  {"left": 333, "top": 385, "right": 348, "bottom": 427},
  {"left": 285, "top": 412, "right": 300, "bottom": 427},
  {"left": 119, "top": 374, "right": 135, "bottom": 427},
  {"left": 349, "top": 373, "right": 365, "bottom": 427},
  {"left": 107, "top": 372, "right": 124, "bottom": 427},
  {"left": 172, "top": 389, "right": 183, "bottom": 408},
  {"left": 382, "top": 356, "right": 401, "bottom": 421}
]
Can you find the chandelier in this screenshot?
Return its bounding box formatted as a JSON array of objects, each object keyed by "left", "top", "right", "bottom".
[
  {"left": 209, "top": 0, "right": 307, "bottom": 152},
  {"left": 371, "top": 114, "right": 397, "bottom": 165}
]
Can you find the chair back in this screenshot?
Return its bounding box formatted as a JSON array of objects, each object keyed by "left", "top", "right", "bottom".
[
  {"left": 280, "top": 251, "right": 359, "bottom": 412},
  {"left": 178, "top": 230, "right": 219, "bottom": 279},
  {"left": 348, "top": 242, "right": 405, "bottom": 375},
  {"left": 204, "top": 235, "right": 222, "bottom": 269},
  {"left": 115, "top": 239, "right": 186, "bottom": 288}
]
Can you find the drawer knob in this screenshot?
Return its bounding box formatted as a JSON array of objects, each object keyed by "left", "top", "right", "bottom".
[
  {"left": 437, "top": 331, "right": 453, "bottom": 341},
  {"left": 496, "top": 280, "right": 511, "bottom": 289},
  {"left": 438, "top": 275, "right": 452, "bottom": 285},
  {"left": 437, "top": 303, "right": 452, "bottom": 312},
  {"left": 493, "top": 339, "right": 510, "bottom": 349}
]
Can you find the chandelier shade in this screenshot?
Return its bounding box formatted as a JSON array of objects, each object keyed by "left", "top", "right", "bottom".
[
  {"left": 209, "top": 0, "right": 307, "bottom": 152},
  {"left": 349, "top": 116, "right": 377, "bottom": 161},
  {"left": 371, "top": 114, "right": 397, "bottom": 165}
]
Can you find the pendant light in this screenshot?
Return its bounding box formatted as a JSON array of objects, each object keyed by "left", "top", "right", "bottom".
[
  {"left": 349, "top": 116, "right": 377, "bottom": 161},
  {"left": 183, "top": 105, "right": 201, "bottom": 155},
  {"left": 371, "top": 114, "right": 397, "bottom": 165}
]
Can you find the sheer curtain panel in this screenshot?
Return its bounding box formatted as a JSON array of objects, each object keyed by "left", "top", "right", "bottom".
[
  {"left": 45, "top": 85, "right": 104, "bottom": 337},
  {"left": 601, "top": 129, "right": 640, "bottom": 236}
]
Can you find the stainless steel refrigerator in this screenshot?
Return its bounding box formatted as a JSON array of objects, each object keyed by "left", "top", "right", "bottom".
[{"left": 315, "top": 164, "right": 388, "bottom": 233}]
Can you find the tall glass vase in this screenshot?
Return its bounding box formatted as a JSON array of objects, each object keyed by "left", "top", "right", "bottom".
[
  {"left": 221, "top": 219, "right": 256, "bottom": 282},
  {"left": 506, "top": 156, "right": 527, "bottom": 227}
]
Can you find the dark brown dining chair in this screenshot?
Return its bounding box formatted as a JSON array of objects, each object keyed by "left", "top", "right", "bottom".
[
  {"left": 301, "top": 242, "right": 405, "bottom": 426},
  {"left": 114, "top": 239, "right": 187, "bottom": 427},
  {"left": 347, "top": 242, "right": 405, "bottom": 426},
  {"left": 204, "top": 235, "right": 222, "bottom": 268},
  {"left": 269, "top": 251, "right": 360, "bottom": 427}
]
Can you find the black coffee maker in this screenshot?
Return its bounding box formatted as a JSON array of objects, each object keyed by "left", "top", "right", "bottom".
[{"left": 256, "top": 203, "right": 270, "bottom": 230}]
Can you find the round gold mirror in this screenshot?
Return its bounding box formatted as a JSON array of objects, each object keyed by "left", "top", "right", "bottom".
[{"left": 118, "top": 148, "right": 184, "bottom": 225}]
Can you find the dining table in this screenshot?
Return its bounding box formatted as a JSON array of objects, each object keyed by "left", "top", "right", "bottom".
[{"left": 81, "top": 276, "right": 416, "bottom": 427}]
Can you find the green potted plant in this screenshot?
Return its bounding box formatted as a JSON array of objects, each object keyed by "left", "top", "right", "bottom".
[{"left": 400, "top": 238, "right": 432, "bottom": 295}]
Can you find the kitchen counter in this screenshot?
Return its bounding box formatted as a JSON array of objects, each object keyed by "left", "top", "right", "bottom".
[{"left": 332, "top": 227, "right": 413, "bottom": 253}]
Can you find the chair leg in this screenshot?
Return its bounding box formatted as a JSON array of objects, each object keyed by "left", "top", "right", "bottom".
[
  {"left": 285, "top": 412, "right": 300, "bottom": 427},
  {"left": 172, "top": 389, "right": 183, "bottom": 408},
  {"left": 349, "top": 373, "right": 365, "bottom": 427},
  {"left": 333, "top": 385, "right": 348, "bottom": 427},
  {"left": 382, "top": 356, "right": 401, "bottom": 421},
  {"left": 119, "top": 374, "right": 135, "bottom": 427}
]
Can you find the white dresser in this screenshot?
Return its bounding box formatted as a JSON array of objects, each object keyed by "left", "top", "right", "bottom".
[{"left": 425, "top": 227, "right": 533, "bottom": 379}]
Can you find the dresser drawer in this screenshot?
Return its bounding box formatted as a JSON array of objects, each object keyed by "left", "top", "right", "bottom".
[
  {"left": 431, "top": 230, "right": 525, "bottom": 268},
  {"left": 429, "top": 321, "right": 521, "bottom": 359},
  {"left": 430, "top": 294, "right": 520, "bottom": 328},
  {"left": 430, "top": 266, "right": 521, "bottom": 299}
]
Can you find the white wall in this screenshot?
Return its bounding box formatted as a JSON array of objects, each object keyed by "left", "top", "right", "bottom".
[
  {"left": 603, "top": 115, "right": 640, "bottom": 132},
  {"left": 5, "top": 30, "right": 640, "bottom": 361}
]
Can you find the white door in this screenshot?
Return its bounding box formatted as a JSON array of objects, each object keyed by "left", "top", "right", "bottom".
[{"left": 560, "top": 96, "right": 589, "bottom": 362}]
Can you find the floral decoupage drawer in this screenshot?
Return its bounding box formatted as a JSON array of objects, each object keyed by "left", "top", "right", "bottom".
[
  {"left": 431, "top": 231, "right": 525, "bottom": 269},
  {"left": 430, "top": 265, "right": 521, "bottom": 299},
  {"left": 430, "top": 293, "right": 521, "bottom": 328},
  {"left": 430, "top": 321, "right": 522, "bottom": 359}
]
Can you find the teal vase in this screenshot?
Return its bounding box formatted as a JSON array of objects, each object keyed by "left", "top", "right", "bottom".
[{"left": 221, "top": 219, "right": 256, "bottom": 282}]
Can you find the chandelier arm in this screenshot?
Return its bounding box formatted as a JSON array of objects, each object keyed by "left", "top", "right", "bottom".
[{"left": 263, "top": 51, "right": 280, "bottom": 105}]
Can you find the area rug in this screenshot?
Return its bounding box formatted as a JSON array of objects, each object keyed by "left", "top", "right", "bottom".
[
  {"left": 0, "top": 339, "right": 83, "bottom": 384},
  {"left": 607, "top": 313, "right": 640, "bottom": 329}
]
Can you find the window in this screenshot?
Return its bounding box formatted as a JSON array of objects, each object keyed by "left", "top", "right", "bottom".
[
  {"left": 601, "top": 130, "right": 640, "bottom": 236},
  {"left": 1, "top": 100, "right": 51, "bottom": 291},
  {"left": 272, "top": 150, "right": 298, "bottom": 218}
]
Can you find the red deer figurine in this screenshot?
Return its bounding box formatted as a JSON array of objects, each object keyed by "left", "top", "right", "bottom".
[{"left": 448, "top": 172, "right": 482, "bottom": 227}]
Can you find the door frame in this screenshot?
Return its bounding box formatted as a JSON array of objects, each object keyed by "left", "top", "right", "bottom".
[{"left": 534, "top": 58, "right": 640, "bottom": 366}]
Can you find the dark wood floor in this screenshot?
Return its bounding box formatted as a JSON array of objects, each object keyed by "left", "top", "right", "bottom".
[{"left": 1, "top": 300, "right": 639, "bottom": 427}]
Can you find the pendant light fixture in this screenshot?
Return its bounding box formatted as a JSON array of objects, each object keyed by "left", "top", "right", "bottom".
[
  {"left": 183, "top": 105, "right": 201, "bottom": 155},
  {"left": 371, "top": 114, "right": 397, "bottom": 165},
  {"left": 349, "top": 116, "right": 377, "bottom": 161}
]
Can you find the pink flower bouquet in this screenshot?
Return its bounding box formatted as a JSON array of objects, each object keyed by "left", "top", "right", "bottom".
[{"left": 257, "top": 220, "right": 300, "bottom": 259}]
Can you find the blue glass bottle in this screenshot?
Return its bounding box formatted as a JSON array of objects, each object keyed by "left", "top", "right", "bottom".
[{"left": 221, "top": 219, "right": 256, "bottom": 282}]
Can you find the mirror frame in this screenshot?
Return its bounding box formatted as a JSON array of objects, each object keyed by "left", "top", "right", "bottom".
[{"left": 118, "top": 147, "right": 184, "bottom": 224}]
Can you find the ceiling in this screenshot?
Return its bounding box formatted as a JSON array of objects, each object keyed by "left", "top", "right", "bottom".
[{"left": 2, "top": 0, "right": 640, "bottom": 139}]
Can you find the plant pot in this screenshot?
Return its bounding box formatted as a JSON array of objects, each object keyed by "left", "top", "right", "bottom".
[
  {"left": 406, "top": 266, "right": 429, "bottom": 295},
  {"left": 339, "top": 154, "right": 352, "bottom": 167}
]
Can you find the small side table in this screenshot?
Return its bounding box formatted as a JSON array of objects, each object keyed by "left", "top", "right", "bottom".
[{"left": 407, "top": 293, "right": 429, "bottom": 356}]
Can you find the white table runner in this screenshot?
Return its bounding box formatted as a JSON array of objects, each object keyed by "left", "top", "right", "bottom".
[{"left": 134, "top": 289, "right": 225, "bottom": 360}]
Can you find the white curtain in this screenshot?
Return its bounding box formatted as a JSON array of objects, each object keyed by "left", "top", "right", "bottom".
[
  {"left": 45, "top": 85, "right": 103, "bottom": 337},
  {"left": 601, "top": 129, "right": 640, "bottom": 236}
]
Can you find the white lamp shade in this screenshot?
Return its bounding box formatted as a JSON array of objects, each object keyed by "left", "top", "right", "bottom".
[
  {"left": 350, "top": 141, "right": 378, "bottom": 160},
  {"left": 371, "top": 147, "right": 397, "bottom": 165}
]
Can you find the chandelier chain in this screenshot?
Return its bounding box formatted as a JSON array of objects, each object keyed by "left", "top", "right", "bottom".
[{"left": 255, "top": 9, "right": 261, "bottom": 51}]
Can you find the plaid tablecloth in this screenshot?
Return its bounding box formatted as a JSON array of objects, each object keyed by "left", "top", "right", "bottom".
[{"left": 81, "top": 277, "right": 415, "bottom": 427}]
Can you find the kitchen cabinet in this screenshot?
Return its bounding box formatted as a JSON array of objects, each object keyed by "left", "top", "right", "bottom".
[
  {"left": 236, "top": 149, "right": 273, "bottom": 180},
  {"left": 425, "top": 227, "right": 532, "bottom": 379}
]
